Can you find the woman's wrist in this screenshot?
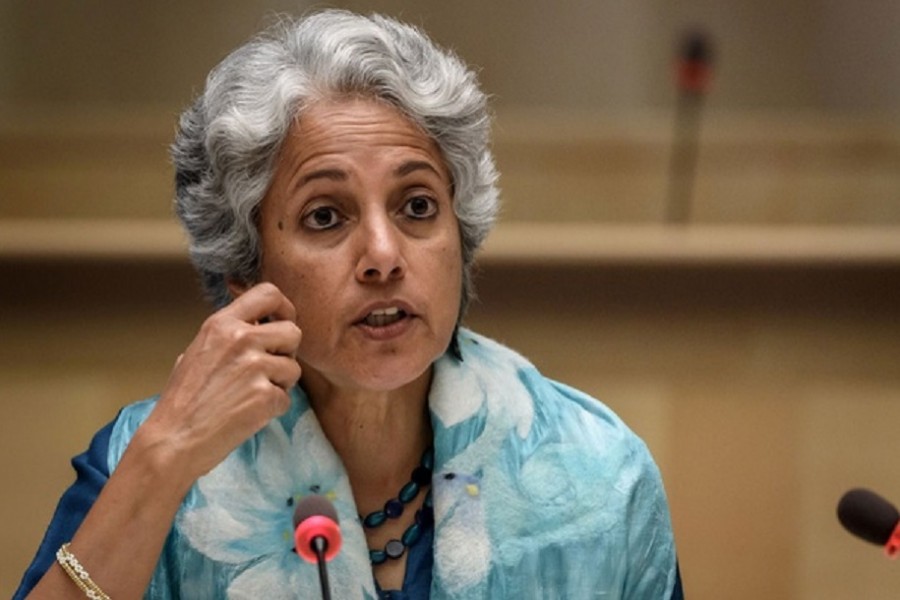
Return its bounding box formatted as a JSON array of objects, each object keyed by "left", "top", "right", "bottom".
[
  {"left": 56, "top": 543, "right": 111, "bottom": 600},
  {"left": 123, "top": 423, "right": 200, "bottom": 502}
]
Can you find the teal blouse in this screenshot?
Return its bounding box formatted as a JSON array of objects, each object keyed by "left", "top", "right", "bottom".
[{"left": 17, "top": 328, "right": 681, "bottom": 599}]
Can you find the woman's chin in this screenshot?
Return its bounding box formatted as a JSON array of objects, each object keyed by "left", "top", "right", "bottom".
[{"left": 301, "top": 359, "right": 434, "bottom": 398}]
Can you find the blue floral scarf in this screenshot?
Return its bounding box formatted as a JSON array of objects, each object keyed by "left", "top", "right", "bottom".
[{"left": 108, "top": 329, "right": 679, "bottom": 599}]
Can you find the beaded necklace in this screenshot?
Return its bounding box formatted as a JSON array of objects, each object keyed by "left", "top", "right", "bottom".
[{"left": 361, "top": 446, "right": 434, "bottom": 565}]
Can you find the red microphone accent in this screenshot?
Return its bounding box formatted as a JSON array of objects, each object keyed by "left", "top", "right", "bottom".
[
  {"left": 677, "top": 61, "right": 712, "bottom": 95},
  {"left": 885, "top": 521, "right": 900, "bottom": 559},
  {"left": 675, "top": 30, "right": 714, "bottom": 95},
  {"left": 295, "top": 515, "right": 343, "bottom": 564}
]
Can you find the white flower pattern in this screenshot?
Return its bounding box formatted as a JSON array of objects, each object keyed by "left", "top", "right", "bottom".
[
  {"left": 107, "top": 329, "right": 681, "bottom": 599},
  {"left": 178, "top": 399, "right": 376, "bottom": 599}
]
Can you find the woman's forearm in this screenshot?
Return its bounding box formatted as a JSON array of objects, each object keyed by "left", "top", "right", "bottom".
[
  {"left": 26, "top": 285, "right": 301, "bottom": 599},
  {"left": 27, "top": 426, "right": 195, "bottom": 600}
]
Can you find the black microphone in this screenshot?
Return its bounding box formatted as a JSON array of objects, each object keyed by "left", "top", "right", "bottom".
[
  {"left": 294, "top": 495, "right": 343, "bottom": 600},
  {"left": 837, "top": 488, "right": 900, "bottom": 558}
]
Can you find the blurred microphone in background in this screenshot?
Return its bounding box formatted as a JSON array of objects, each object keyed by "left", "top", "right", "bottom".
[{"left": 667, "top": 28, "right": 714, "bottom": 224}]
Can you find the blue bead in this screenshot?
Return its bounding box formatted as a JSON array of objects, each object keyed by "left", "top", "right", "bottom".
[
  {"left": 370, "top": 549, "right": 387, "bottom": 565},
  {"left": 402, "top": 523, "right": 422, "bottom": 546},
  {"left": 411, "top": 465, "right": 432, "bottom": 486},
  {"left": 384, "top": 499, "right": 404, "bottom": 519},
  {"left": 363, "top": 511, "right": 387, "bottom": 528},
  {"left": 421, "top": 448, "right": 434, "bottom": 470},
  {"left": 399, "top": 481, "right": 419, "bottom": 503}
]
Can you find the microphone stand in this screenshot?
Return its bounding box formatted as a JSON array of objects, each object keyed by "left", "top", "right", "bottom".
[
  {"left": 312, "top": 536, "right": 332, "bottom": 600},
  {"left": 293, "top": 495, "right": 342, "bottom": 600}
]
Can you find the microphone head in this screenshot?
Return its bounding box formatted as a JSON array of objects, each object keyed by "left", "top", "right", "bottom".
[
  {"left": 838, "top": 488, "right": 900, "bottom": 546},
  {"left": 680, "top": 30, "right": 713, "bottom": 65},
  {"left": 293, "top": 495, "right": 343, "bottom": 563},
  {"left": 676, "top": 29, "right": 714, "bottom": 93},
  {"left": 293, "top": 494, "right": 339, "bottom": 528}
]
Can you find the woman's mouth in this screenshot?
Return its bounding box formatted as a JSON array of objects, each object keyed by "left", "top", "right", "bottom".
[{"left": 363, "top": 307, "right": 408, "bottom": 327}]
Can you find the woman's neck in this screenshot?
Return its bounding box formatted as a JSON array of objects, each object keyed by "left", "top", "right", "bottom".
[
  {"left": 302, "top": 368, "right": 435, "bottom": 592},
  {"left": 302, "top": 367, "right": 434, "bottom": 507}
]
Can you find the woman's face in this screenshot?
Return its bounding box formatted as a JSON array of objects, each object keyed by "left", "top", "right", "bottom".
[{"left": 254, "top": 98, "right": 462, "bottom": 395}]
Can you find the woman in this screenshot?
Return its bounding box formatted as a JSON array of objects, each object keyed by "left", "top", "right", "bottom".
[{"left": 17, "top": 10, "right": 682, "bottom": 599}]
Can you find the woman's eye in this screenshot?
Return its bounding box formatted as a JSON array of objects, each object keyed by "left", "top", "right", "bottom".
[
  {"left": 404, "top": 196, "right": 437, "bottom": 219},
  {"left": 302, "top": 206, "right": 341, "bottom": 230}
]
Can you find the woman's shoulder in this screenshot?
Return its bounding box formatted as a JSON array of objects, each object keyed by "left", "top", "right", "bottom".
[
  {"left": 450, "top": 328, "right": 655, "bottom": 465},
  {"left": 526, "top": 372, "right": 658, "bottom": 477},
  {"left": 457, "top": 329, "right": 641, "bottom": 434}
]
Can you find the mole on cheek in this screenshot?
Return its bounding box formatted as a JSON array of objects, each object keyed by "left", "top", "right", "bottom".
[{"left": 277, "top": 219, "right": 285, "bottom": 231}]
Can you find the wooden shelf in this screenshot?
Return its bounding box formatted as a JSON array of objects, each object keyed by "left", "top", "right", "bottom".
[
  {"left": 0, "top": 219, "right": 188, "bottom": 262},
  {"left": 483, "top": 222, "right": 900, "bottom": 266},
  {"left": 2, "top": 218, "right": 900, "bottom": 267}
]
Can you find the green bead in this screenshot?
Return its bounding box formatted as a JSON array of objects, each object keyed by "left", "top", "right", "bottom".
[
  {"left": 421, "top": 448, "right": 434, "bottom": 470},
  {"left": 399, "top": 481, "right": 419, "bottom": 503},
  {"left": 363, "top": 511, "right": 387, "bottom": 528},
  {"left": 401, "top": 523, "right": 422, "bottom": 546}
]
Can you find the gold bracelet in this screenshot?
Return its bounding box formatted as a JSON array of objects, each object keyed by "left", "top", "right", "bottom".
[{"left": 55, "top": 543, "right": 111, "bottom": 600}]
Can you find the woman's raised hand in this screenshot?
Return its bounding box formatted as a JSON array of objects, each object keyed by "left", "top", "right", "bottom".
[
  {"left": 138, "top": 282, "right": 302, "bottom": 486},
  {"left": 26, "top": 283, "right": 303, "bottom": 600}
]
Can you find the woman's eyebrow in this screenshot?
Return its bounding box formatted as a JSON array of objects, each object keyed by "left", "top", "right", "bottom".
[
  {"left": 297, "top": 168, "right": 348, "bottom": 188},
  {"left": 394, "top": 160, "right": 442, "bottom": 178},
  {"left": 288, "top": 161, "right": 441, "bottom": 195}
]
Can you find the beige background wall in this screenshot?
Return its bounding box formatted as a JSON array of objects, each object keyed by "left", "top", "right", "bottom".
[
  {"left": 4, "top": 1, "right": 900, "bottom": 111},
  {"left": 2, "top": 1, "right": 899, "bottom": 598}
]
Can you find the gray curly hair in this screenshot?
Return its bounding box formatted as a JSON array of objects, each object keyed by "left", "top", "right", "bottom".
[{"left": 172, "top": 9, "right": 499, "bottom": 317}]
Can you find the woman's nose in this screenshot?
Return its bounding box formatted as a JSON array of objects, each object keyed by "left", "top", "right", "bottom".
[{"left": 355, "top": 216, "right": 407, "bottom": 283}]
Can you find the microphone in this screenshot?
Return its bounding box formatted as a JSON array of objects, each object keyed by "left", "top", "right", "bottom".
[
  {"left": 676, "top": 30, "right": 714, "bottom": 96},
  {"left": 666, "top": 28, "right": 714, "bottom": 224},
  {"left": 294, "top": 495, "right": 343, "bottom": 600},
  {"left": 837, "top": 488, "right": 900, "bottom": 558}
]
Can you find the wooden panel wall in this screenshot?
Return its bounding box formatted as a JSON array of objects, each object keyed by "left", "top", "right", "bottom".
[
  {"left": 2, "top": 4, "right": 899, "bottom": 594},
  {"left": 2, "top": 260, "right": 899, "bottom": 598}
]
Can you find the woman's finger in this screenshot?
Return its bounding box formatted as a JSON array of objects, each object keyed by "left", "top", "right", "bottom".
[
  {"left": 267, "top": 354, "right": 303, "bottom": 391},
  {"left": 224, "top": 282, "right": 297, "bottom": 325},
  {"left": 253, "top": 319, "right": 303, "bottom": 357}
]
